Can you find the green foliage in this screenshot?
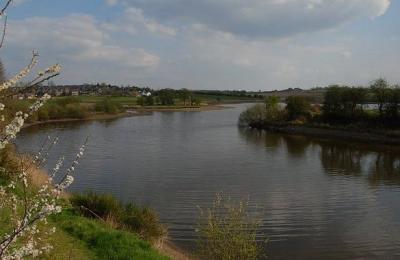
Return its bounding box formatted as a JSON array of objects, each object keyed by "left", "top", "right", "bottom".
[
  {"left": 197, "top": 194, "right": 265, "bottom": 260},
  {"left": 238, "top": 104, "right": 267, "bottom": 127},
  {"left": 264, "top": 96, "right": 279, "bottom": 111},
  {"left": 123, "top": 204, "right": 166, "bottom": 242},
  {"left": 71, "top": 191, "right": 123, "bottom": 219},
  {"left": 52, "top": 210, "right": 169, "bottom": 260},
  {"left": 386, "top": 87, "right": 400, "bottom": 118},
  {"left": 70, "top": 192, "right": 165, "bottom": 242},
  {"left": 178, "top": 89, "right": 192, "bottom": 105},
  {"left": 157, "top": 89, "right": 175, "bottom": 105},
  {"left": 322, "top": 86, "right": 367, "bottom": 121},
  {"left": 95, "top": 98, "right": 120, "bottom": 114},
  {"left": 371, "top": 78, "right": 389, "bottom": 116},
  {"left": 285, "top": 96, "right": 311, "bottom": 120}
]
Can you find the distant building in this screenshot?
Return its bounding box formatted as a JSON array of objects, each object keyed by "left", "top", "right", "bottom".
[{"left": 140, "top": 91, "right": 152, "bottom": 97}]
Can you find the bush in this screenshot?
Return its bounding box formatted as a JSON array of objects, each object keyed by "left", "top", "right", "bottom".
[
  {"left": 70, "top": 192, "right": 165, "bottom": 242},
  {"left": 286, "top": 96, "right": 311, "bottom": 120},
  {"left": 123, "top": 204, "right": 166, "bottom": 242},
  {"left": 197, "top": 194, "right": 265, "bottom": 260},
  {"left": 95, "top": 98, "right": 120, "bottom": 114},
  {"left": 71, "top": 192, "right": 123, "bottom": 220},
  {"left": 238, "top": 104, "right": 267, "bottom": 127}
]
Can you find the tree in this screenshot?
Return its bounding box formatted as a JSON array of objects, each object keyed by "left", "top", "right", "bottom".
[
  {"left": 371, "top": 78, "right": 389, "bottom": 117},
  {"left": 179, "top": 88, "right": 192, "bottom": 106},
  {"left": 264, "top": 96, "right": 279, "bottom": 111},
  {"left": 385, "top": 86, "right": 400, "bottom": 119},
  {"left": 286, "top": 96, "right": 310, "bottom": 120},
  {"left": 158, "top": 89, "right": 175, "bottom": 105}
]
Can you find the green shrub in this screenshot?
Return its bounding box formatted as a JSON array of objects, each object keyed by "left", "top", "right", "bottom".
[
  {"left": 197, "top": 194, "right": 265, "bottom": 260},
  {"left": 238, "top": 104, "right": 267, "bottom": 127},
  {"left": 70, "top": 192, "right": 165, "bottom": 242},
  {"left": 95, "top": 98, "right": 120, "bottom": 114},
  {"left": 71, "top": 192, "right": 123, "bottom": 220},
  {"left": 123, "top": 204, "right": 166, "bottom": 242},
  {"left": 286, "top": 96, "right": 311, "bottom": 120}
]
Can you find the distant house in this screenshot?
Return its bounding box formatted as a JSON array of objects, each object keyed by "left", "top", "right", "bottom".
[
  {"left": 71, "top": 91, "right": 79, "bottom": 96},
  {"left": 140, "top": 91, "right": 152, "bottom": 97}
]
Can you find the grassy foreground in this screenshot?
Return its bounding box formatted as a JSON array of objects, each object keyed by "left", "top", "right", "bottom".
[{"left": 46, "top": 210, "right": 168, "bottom": 260}]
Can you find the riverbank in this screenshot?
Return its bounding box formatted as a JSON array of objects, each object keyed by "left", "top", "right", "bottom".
[
  {"left": 253, "top": 122, "right": 400, "bottom": 145},
  {"left": 0, "top": 149, "right": 191, "bottom": 260},
  {"left": 22, "top": 104, "right": 230, "bottom": 129}
]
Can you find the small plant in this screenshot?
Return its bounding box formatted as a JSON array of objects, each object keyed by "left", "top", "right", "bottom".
[{"left": 197, "top": 193, "right": 266, "bottom": 260}]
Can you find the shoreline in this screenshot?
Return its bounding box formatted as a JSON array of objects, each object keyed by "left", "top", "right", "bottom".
[
  {"left": 23, "top": 104, "right": 229, "bottom": 129},
  {"left": 253, "top": 123, "right": 400, "bottom": 146}
]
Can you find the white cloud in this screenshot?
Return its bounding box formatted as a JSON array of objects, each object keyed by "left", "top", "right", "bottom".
[
  {"left": 115, "top": 0, "right": 391, "bottom": 37},
  {"left": 103, "top": 7, "right": 177, "bottom": 37},
  {"left": 6, "top": 14, "right": 160, "bottom": 68}
]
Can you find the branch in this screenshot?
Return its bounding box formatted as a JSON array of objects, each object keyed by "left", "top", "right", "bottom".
[
  {"left": 0, "top": 15, "right": 7, "bottom": 49},
  {"left": 0, "top": 0, "right": 12, "bottom": 16}
]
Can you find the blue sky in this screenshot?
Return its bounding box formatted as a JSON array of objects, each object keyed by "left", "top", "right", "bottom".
[{"left": 1, "top": 0, "right": 399, "bottom": 90}]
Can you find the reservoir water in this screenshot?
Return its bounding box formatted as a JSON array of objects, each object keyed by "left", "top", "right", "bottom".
[{"left": 16, "top": 104, "right": 400, "bottom": 259}]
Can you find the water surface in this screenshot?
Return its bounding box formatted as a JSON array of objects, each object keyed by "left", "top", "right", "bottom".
[{"left": 17, "top": 104, "right": 400, "bottom": 259}]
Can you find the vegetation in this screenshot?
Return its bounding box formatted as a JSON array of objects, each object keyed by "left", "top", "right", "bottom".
[
  {"left": 70, "top": 192, "right": 166, "bottom": 242},
  {"left": 240, "top": 78, "right": 400, "bottom": 131},
  {"left": 197, "top": 193, "right": 265, "bottom": 260},
  {"left": 285, "top": 96, "right": 311, "bottom": 120},
  {"left": 52, "top": 210, "right": 168, "bottom": 260}
]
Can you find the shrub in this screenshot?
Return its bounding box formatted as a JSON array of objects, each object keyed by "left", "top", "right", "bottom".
[
  {"left": 95, "top": 98, "right": 120, "bottom": 114},
  {"left": 70, "top": 192, "right": 165, "bottom": 242},
  {"left": 123, "top": 204, "right": 166, "bottom": 242},
  {"left": 286, "top": 96, "right": 311, "bottom": 120},
  {"left": 71, "top": 192, "right": 123, "bottom": 221},
  {"left": 197, "top": 194, "right": 265, "bottom": 260},
  {"left": 238, "top": 104, "right": 267, "bottom": 127}
]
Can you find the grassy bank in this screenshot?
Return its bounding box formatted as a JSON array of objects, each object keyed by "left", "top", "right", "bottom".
[{"left": 0, "top": 146, "right": 172, "bottom": 259}]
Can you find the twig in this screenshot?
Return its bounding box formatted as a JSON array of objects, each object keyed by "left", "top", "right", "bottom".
[
  {"left": 0, "top": 15, "right": 7, "bottom": 49},
  {"left": 0, "top": 0, "right": 12, "bottom": 16}
]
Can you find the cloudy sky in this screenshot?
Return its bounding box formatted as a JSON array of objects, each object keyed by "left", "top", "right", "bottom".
[{"left": 1, "top": 0, "right": 398, "bottom": 90}]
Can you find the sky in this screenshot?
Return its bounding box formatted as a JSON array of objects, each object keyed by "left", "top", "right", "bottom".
[{"left": 0, "top": 0, "right": 399, "bottom": 90}]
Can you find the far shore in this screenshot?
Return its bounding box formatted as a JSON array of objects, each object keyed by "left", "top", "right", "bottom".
[{"left": 23, "top": 104, "right": 231, "bottom": 129}]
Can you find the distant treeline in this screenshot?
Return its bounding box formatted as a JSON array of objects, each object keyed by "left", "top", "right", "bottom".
[{"left": 240, "top": 79, "right": 400, "bottom": 129}]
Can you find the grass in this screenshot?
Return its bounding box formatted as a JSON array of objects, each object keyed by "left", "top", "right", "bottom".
[
  {"left": 50, "top": 210, "right": 169, "bottom": 260},
  {"left": 70, "top": 192, "right": 166, "bottom": 242}
]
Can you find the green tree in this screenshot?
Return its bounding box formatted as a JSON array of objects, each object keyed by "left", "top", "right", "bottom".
[
  {"left": 386, "top": 86, "right": 400, "bottom": 119},
  {"left": 371, "top": 78, "right": 389, "bottom": 117},
  {"left": 179, "top": 88, "right": 192, "bottom": 106},
  {"left": 264, "top": 96, "right": 279, "bottom": 111},
  {"left": 158, "top": 89, "right": 175, "bottom": 105},
  {"left": 286, "top": 96, "right": 310, "bottom": 120}
]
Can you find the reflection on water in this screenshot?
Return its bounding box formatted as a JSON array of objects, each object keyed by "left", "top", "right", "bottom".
[{"left": 16, "top": 104, "right": 400, "bottom": 259}]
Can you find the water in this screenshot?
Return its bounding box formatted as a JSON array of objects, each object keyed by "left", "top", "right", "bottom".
[{"left": 16, "top": 104, "right": 400, "bottom": 259}]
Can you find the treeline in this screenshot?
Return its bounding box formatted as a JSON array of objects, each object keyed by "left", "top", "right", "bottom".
[
  {"left": 323, "top": 79, "right": 400, "bottom": 122},
  {"left": 240, "top": 79, "right": 400, "bottom": 129},
  {"left": 0, "top": 97, "right": 122, "bottom": 125},
  {"left": 137, "top": 88, "right": 201, "bottom": 106}
]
